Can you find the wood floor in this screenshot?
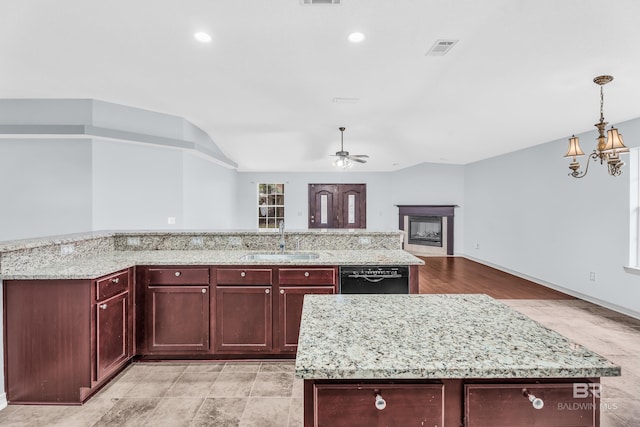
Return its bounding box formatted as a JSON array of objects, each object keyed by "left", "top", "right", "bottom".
[{"left": 418, "top": 257, "right": 574, "bottom": 299}]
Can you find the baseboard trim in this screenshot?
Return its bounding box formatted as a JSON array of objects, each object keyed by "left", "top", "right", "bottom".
[
  {"left": 0, "top": 392, "right": 7, "bottom": 411},
  {"left": 462, "top": 254, "right": 640, "bottom": 320}
]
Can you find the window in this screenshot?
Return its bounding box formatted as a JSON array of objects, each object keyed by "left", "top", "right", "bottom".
[{"left": 258, "top": 184, "right": 284, "bottom": 230}]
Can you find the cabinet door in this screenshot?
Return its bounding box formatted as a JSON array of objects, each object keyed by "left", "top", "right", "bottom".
[
  {"left": 465, "top": 383, "right": 598, "bottom": 427},
  {"left": 215, "top": 286, "right": 273, "bottom": 352},
  {"left": 147, "top": 286, "right": 210, "bottom": 352},
  {"left": 278, "top": 286, "right": 335, "bottom": 352},
  {"left": 96, "top": 292, "right": 129, "bottom": 382},
  {"left": 314, "top": 383, "right": 444, "bottom": 427}
]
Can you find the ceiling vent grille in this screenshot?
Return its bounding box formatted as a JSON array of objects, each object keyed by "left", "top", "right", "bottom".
[
  {"left": 426, "top": 39, "right": 459, "bottom": 56},
  {"left": 300, "top": 0, "right": 340, "bottom": 4}
]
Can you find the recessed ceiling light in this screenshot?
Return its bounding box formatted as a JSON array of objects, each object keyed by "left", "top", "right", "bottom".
[
  {"left": 194, "top": 32, "right": 212, "bottom": 43},
  {"left": 348, "top": 32, "right": 366, "bottom": 43}
]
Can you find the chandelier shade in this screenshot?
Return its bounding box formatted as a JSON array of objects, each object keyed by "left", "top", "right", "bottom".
[
  {"left": 602, "top": 127, "right": 629, "bottom": 153},
  {"left": 565, "top": 135, "right": 584, "bottom": 158}
]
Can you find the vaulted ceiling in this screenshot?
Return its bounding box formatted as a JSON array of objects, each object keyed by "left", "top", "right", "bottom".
[{"left": 2, "top": 0, "right": 640, "bottom": 171}]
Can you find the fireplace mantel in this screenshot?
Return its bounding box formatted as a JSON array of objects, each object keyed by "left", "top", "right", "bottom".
[{"left": 396, "top": 205, "right": 457, "bottom": 256}]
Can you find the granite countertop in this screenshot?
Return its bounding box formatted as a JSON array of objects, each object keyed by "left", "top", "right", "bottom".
[
  {"left": 1, "top": 249, "right": 422, "bottom": 280},
  {"left": 294, "top": 294, "right": 621, "bottom": 380}
]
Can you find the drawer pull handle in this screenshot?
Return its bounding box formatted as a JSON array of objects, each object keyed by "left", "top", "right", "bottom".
[
  {"left": 175, "top": 271, "right": 181, "bottom": 277},
  {"left": 280, "top": 289, "right": 285, "bottom": 294},
  {"left": 374, "top": 393, "right": 386, "bottom": 410},
  {"left": 241, "top": 272, "right": 246, "bottom": 277},
  {"left": 99, "top": 304, "right": 107, "bottom": 310},
  {"left": 265, "top": 289, "right": 270, "bottom": 294},
  {"left": 111, "top": 278, "right": 120, "bottom": 284},
  {"left": 202, "top": 288, "right": 207, "bottom": 294},
  {"left": 304, "top": 272, "right": 309, "bottom": 277},
  {"left": 522, "top": 389, "right": 544, "bottom": 410}
]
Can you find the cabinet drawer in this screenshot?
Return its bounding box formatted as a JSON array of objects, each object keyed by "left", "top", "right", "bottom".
[
  {"left": 465, "top": 383, "right": 598, "bottom": 427},
  {"left": 148, "top": 268, "right": 210, "bottom": 285},
  {"left": 279, "top": 268, "right": 336, "bottom": 285},
  {"left": 314, "top": 383, "right": 444, "bottom": 427},
  {"left": 96, "top": 270, "right": 129, "bottom": 301},
  {"left": 216, "top": 268, "right": 272, "bottom": 285}
]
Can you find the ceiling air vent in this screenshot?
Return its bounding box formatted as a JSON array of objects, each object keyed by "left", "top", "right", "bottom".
[
  {"left": 300, "top": 0, "right": 340, "bottom": 4},
  {"left": 426, "top": 39, "right": 459, "bottom": 56}
]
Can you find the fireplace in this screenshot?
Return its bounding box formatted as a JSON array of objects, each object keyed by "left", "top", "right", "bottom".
[
  {"left": 408, "top": 216, "right": 442, "bottom": 247},
  {"left": 396, "top": 205, "right": 457, "bottom": 256}
]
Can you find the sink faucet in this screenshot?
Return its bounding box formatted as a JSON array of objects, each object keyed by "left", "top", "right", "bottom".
[{"left": 278, "top": 220, "right": 285, "bottom": 253}]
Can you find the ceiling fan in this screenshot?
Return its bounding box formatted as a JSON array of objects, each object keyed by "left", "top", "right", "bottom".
[{"left": 330, "top": 127, "right": 369, "bottom": 168}]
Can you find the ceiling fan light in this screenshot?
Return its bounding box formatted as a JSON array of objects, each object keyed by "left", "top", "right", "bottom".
[{"left": 333, "top": 156, "right": 352, "bottom": 169}]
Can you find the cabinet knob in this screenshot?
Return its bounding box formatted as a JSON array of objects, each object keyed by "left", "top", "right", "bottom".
[
  {"left": 304, "top": 272, "right": 309, "bottom": 277},
  {"left": 99, "top": 304, "right": 107, "bottom": 310},
  {"left": 175, "top": 271, "right": 181, "bottom": 277},
  {"left": 202, "top": 288, "right": 207, "bottom": 294},
  {"left": 241, "top": 271, "right": 246, "bottom": 277},
  {"left": 280, "top": 289, "right": 285, "bottom": 294},
  {"left": 374, "top": 393, "right": 386, "bottom": 410},
  {"left": 111, "top": 277, "right": 120, "bottom": 284},
  {"left": 522, "top": 389, "right": 544, "bottom": 410},
  {"left": 265, "top": 289, "right": 270, "bottom": 294}
]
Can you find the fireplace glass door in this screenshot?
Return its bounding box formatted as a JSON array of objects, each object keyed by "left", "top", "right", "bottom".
[{"left": 408, "top": 216, "right": 442, "bottom": 247}]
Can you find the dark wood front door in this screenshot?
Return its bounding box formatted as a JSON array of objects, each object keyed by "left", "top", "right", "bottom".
[{"left": 308, "top": 183, "right": 366, "bottom": 229}]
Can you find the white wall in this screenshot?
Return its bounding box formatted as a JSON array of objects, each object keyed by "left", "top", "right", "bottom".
[
  {"left": 0, "top": 139, "right": 93, "bottom": 241},
  {"left": 463, "top": 117, "right": 640, "bottom": 317},
  {"left": 182, "top": 153, "right": 236, "bottom": 229},
  {"left": 93, "top": 141, "right": 238, "bottom": 231},
  {"left": 92, "top": 140, "right": 183, "bottom": 230},
  {"left": 390, "top": 162, "right": 466, "bottom": 253}
]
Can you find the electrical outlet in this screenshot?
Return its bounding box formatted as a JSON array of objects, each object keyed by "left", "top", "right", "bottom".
[
  {"left": 589, "top": 272, "right": 596, "bottom": 281},
  {"left": 359, "top": 237, "right": 371, "bottom": 245},
  {"left": 126, "top": 237, "right": 141, "bottom": 246},
  {"left": 167, "top": 217, "right": 176, "bottom": 225},
  {"left": 191, "top": 236, "right": 204, "bottom": 246},
  {"left": 60, "top": 244, "right": 75, "bottom": 256}
]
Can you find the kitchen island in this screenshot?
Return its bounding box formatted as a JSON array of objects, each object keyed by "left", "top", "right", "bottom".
[{"left": 294, "top": 294, "right": 620, "bottom": 427}]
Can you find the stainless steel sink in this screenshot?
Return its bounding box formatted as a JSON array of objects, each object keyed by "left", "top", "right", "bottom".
[{"left": 240, "top": 252, "right": 320, "bottom": 261}]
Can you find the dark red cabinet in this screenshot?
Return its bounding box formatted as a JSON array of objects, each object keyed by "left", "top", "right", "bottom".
[
  {"left": 465, "top": 383, "right": 599, "bottom": 427},
  {"left": 3, "top": 268, "right": 133, "bottom": 404},
  {"left": 278, "top": 267, "right": 337, "bottom": 352},
  {"left": 215, "top": 285, "right": 273, "bottom": 352},
  {"left": 214, "top": 266, "right": 337, "bottom": 354},
  {"left": 96, "top": 291, "right": 130, "bottom": 382},
  {"left": 214, "top": 267, "right": 273, "bottom": 352},
  {"left": 144, "top": 267, "right": 211, "bottom": 353},
  {"left": 313, "top": 383, "right": 444, "bottom": 427}
]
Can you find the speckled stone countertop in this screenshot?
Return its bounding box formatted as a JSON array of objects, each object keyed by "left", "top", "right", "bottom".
[
  {"left": 1, "top": 249, "right": 422, "bottom": 280},
  {"left": 294, "top": 294, "right": 621, "bottom": 380},
  {"left": 0, "top": 230, "right": 422, "bottom": 280}
]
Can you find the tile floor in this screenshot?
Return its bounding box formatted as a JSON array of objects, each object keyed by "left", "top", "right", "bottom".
[{"left": 1, "top": 299, "right": 639, "bottom": 426}]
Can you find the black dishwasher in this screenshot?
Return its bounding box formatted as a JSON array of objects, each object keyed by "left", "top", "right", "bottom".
[{"left": 339, "top": 266, "right": 409, "bottom": 294}]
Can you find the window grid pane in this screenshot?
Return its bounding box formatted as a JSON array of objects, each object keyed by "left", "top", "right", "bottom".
[{"left": 258, "top": 183, "right": 285, "bottom": 229}]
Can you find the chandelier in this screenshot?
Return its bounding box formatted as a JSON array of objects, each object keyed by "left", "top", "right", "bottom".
[{"left": 564, "top": 75, "right": 629, "bottom": 178}]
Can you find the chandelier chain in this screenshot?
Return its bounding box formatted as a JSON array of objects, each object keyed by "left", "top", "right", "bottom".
[{"left": 599, "top": 85, "right": 605, "bottom": 123}]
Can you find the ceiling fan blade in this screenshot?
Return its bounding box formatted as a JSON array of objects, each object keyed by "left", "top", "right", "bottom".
[
  {"left": 347, "top": 156, "right": 367, "bottom": 163},
  {"left": 349, "top": 154, "right": 369, "bottom": 158}
]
